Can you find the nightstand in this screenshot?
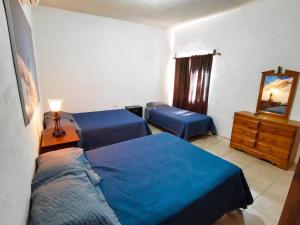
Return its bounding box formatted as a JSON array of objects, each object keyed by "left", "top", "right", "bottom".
[
  {"left": 40, "top": 126, "right": 80, "bottom": 154},
  {"left": 125, "top": 105, "right": 143, "bottom": 117}
]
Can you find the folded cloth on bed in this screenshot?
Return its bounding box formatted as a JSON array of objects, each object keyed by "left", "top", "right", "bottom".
[
  {"left": 30, "top": 148, "right": 120, "bottom": 225},
  {"left": 85, "top": 133, "right": 253, "bottom": 225}
]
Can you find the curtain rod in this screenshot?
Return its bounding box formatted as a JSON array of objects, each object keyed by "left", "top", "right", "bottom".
[{"left": 173, "top": 49, "right": 221, "bottom": 59}]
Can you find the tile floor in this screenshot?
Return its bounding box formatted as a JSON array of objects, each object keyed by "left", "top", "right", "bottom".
[{"left": 149, "top": 125, "right": 295, "bottom": 225}]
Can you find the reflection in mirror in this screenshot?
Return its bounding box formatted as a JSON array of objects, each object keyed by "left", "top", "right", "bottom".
[{"left": 260, "top": 75, "right": 293, "bottom": 114}]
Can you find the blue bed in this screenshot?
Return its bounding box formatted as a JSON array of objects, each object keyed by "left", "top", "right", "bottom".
[
  {"left": 44, "top": 109, "right": 151, "bottom": 150},
  {"left": 264, "top": 105, "right": 286, "bottom": 114},
  {"left": 145, "top": 103, "right": 216, "bottom": 139},
  {"left": 85, "top": 133, "right": 253, "bottom": 225}
]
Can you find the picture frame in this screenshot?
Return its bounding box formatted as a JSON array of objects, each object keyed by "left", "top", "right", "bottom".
[
  {"left": 3, "top": 0, "right": 40, "bottom": 125},
  {"left": 256, "top": 69, "right": 299, "bottom": 119}
]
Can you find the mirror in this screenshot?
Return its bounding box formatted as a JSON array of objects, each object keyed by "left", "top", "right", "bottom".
[{"left": 256, "top": 69, "right": 299, "bottom": 119}]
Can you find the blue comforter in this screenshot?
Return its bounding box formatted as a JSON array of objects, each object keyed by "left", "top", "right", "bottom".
[
  {"left": 73, "top": 109, "right": 151, "bottom": 150},
  {"left": 146, "top": 106, "right": 216, "bottom": 139},
  {"left": 85, "top": 133, "right": 253, "bottom": 225}
]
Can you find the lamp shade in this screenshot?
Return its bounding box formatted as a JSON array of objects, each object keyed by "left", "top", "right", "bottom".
[{"left": 48, "top": 99, "right": 63, "bottom": 112}]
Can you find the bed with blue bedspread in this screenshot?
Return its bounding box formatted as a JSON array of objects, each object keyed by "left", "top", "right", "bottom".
[
  {"left": 85, "top": 132, "right": 253, "bottom": 225},
  {"left": 44, "top": 109, "right": 151, "bottom": 150},
  {"left": 264, "top": 105, "right": 286, "bottom": 114},
  {"left": 145, "top": 102, "right": 216, "bottom": 139}
]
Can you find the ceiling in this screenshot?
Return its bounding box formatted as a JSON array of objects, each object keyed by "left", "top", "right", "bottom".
[{"left": 38, "top": 0, "right": 255, "bottom": 27}]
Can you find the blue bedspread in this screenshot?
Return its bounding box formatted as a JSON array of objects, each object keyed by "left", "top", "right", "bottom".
[
  {"left": 85, "top": 133, "right": 253, "bottom": 225},
  {"left": 73, "top": 109, "right": 151, "bottom": 150},
  {"left": 147, "top": 106, "right": 217, "bottom": 139}
]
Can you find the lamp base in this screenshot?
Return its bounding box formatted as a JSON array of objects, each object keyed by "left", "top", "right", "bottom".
[
  {"left": 52, "top": 112, "right": 65, "bottom": 137},
  {"left": 52, "top": 129, "right": 65, "bottom": 137}
]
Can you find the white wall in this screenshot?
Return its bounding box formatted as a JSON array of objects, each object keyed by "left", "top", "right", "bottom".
[
  {"left": 170, "top": 0, "right": 300, "bottom": 162},
  {"left": 0, "top": 2, "right": 43, "bottom": 225},
  {"left": 31, "top": 6, "right": 169, "bottom": 113}
]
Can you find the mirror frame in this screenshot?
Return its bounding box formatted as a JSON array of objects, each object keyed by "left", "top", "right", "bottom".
[{"left": 256, "top": 69, "right": 299, "bottom": 119}]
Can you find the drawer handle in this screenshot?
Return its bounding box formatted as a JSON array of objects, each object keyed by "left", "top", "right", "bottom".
[
  {"left": 273, "top": 128, "right": 281, "bottom": 133},
  {"left": 239, "top": 139, "right": 246, "bottom": 144},
  {"left": 271, "top": 140, "right": 278, "bottom": 145}
]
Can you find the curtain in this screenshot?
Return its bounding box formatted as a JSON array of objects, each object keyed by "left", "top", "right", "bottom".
[
  {"left": 172, "top": 57, "right": 190, "bottom": 108},
  {"left": 172, "top": 54, "right": 213, "bottom": 114}
]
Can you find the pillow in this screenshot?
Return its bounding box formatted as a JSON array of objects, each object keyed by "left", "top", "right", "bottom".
[
  {"left": 146, "top": 102, "right": 169, "bottom": 109},
  {"left": 32, "top": 148, "right": 100, "bottom": 191},
  {"left": 30, "top": 169, "right": 120, "bottom": 225}
]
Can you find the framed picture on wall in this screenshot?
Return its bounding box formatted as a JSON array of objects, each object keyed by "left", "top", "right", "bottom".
[{"left": 3, "top": 0, "right": 40, "bottom": 125}]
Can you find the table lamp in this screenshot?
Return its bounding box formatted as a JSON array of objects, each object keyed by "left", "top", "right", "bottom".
[{"left": 48, "top": 99, "right": 65, "bottom": 137}]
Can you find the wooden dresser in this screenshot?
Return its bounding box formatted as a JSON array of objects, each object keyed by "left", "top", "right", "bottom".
[{"left": 230, "top": 111, "right": 300, "bottom": 169}]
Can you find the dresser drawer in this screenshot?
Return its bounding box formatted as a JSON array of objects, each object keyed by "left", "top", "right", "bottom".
[
  {"left": 233, "top": 124, "right": 257, "bottom": 138},
  {"left": 231, "top": 134, "right": 256, "bottom": 148},
  {"left": 260, "top": 122, "right": 296, "bottom": 138},
  {"left": 256, "top": 142, "right": 290, "bottom": 160},
  {"left": 230, "top": 141, "right": 263, "bottom": 158},
  {"left": 234, "top": 116, "right": 259, "bottom": 129},
  {"left": 257, "top": 132, "right": 293, "bottom": 149},
  {"left": 264, "top": 154, "right": 289, "bottom": 170}
]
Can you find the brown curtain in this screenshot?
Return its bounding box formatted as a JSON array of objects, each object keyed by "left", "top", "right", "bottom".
[
  {"left": 172, "top": 54, "right": 213, "bottom": 114},
  {"left": 172, "top": 57, "right": 190, "bottom": 108}
]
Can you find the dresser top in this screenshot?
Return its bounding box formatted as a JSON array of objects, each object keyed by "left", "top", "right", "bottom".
[{"left": 236, "top": 111, "right": 300, "bottom": 127}]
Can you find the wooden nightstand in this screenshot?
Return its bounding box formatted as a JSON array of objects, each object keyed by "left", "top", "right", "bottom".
[{"left": 40, "top": 126, "right": 80, "bottom": 154}]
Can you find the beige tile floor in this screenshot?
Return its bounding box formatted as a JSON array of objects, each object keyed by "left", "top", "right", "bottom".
[{"left": 149, "top": 125, "right": 295, "bottom": 225}]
